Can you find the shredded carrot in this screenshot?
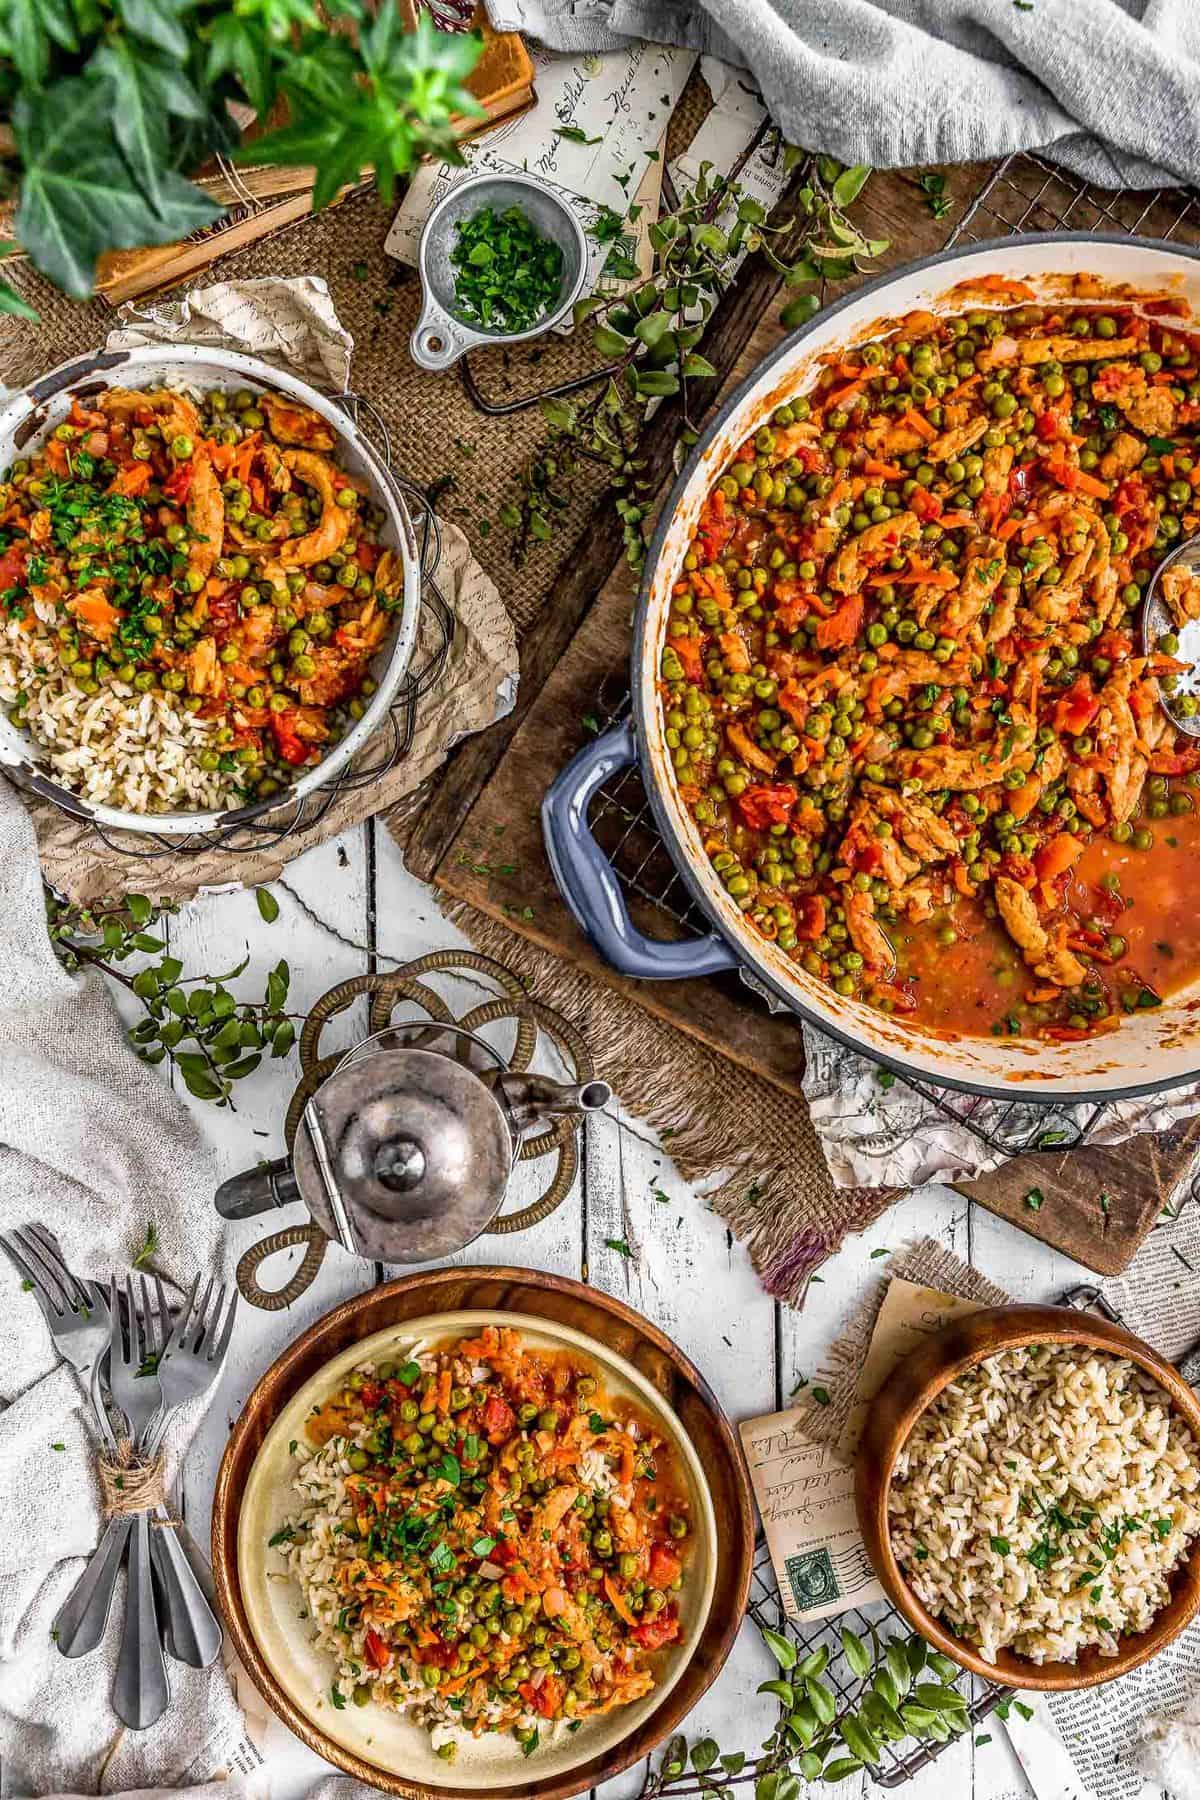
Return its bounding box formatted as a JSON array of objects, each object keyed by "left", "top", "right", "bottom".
[{"left": 900, "top": 406, "right": 936, "bottom": 442}]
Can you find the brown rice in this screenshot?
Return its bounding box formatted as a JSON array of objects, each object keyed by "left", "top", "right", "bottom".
[{"left": 887, "top": 1344, "right": 1200, "bottom": 1664}]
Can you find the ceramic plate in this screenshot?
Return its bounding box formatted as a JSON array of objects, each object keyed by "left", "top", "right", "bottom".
[{"left": 236, "top": 1308, "right": 719, "bottom": 1790}]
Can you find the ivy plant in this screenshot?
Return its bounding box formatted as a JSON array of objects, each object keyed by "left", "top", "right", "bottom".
[{"left": 0, "top": 0, "right": 483, "bottom": 308}]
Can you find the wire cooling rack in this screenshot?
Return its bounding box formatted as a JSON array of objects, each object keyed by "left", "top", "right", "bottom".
[
  {"left": 745, "top": 1540, "right": 1007, "bottom": 1788},
  {"left": 583, "top": 151, "right": 1200, "bottom": 1157}
]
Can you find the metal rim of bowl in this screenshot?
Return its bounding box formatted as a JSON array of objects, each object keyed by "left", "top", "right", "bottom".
[{"left": 0, "top": 344, "right": 423, "bottom": 837}]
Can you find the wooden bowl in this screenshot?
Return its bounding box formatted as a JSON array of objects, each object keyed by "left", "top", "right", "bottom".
[
  {"left": 212, "top": 1267, "right": 755, "bottom": 1799},
  {"left": 855, "top": 1304, "right": 1200, "bottom": 1692}
]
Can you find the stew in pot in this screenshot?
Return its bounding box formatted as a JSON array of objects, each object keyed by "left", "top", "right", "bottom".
[{"left": 659, "top": 287, "right": 1200, "bottom": 1040}]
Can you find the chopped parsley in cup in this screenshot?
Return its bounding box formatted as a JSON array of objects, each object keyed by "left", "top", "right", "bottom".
[{"left": 449, "top": 204, "right": 564, "bottom": 334}]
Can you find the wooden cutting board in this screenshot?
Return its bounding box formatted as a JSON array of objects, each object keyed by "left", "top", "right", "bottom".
[{"left": 428, "top": 167, "right": 1200, "bottom": 1276}]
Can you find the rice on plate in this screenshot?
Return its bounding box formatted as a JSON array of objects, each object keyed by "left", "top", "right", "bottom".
[{"left": 887, "top": 1344, "right": 1200, "bottom": 1665}]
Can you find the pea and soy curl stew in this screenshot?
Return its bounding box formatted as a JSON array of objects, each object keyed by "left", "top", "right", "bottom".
[
  {"left": 0, "top": 383, "right": 400, "bottom": 807},
  {"left": 283, "top": 1327, "right": 693, "bottom": 1756},
  {"left": 661, "top": 282, "right": 1200, "bottom": 1041}
]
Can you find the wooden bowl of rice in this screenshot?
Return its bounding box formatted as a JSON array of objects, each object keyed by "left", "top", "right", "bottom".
[{"left": 856, "top": 1304, "right": 1200, "bottom": 1690}]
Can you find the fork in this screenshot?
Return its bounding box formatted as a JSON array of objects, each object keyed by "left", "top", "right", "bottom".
[
  {"left": 144, "top": 1275, "right": 238, "bottom": 1458},
  {"left": 105, "top": 1273, "right": 170, "bottom": 1728},
  {"left": 52, "top": 1268, "right": 226, "bottom": 1685},
  {"left": 0, "top": 1226, "right": 116, "bottom": 1451}
]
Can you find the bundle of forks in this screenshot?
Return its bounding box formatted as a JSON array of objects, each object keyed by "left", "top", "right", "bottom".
[{"left": 2, "top": 1224, "right": 236, "bottom": 1729}]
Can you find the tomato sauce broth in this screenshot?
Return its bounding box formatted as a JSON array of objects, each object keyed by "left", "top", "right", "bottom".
[{"left": 895, "top": 800, "right": 1200, "bottom": 1038}]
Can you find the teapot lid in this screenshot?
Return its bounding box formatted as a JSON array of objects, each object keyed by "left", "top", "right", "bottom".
[{"left": 293, "top": 1025, "right": 514, "bottom": 1263}]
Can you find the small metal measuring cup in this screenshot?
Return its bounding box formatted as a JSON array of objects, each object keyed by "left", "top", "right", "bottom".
[{"left": 410, "top": 170, "right": 589, "bottom": 374}]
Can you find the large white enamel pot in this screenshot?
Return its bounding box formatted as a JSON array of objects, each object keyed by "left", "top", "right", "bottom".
[
  {"left": 0, "top": 345, "right": 423, "bottom": 835},
  {"left": 543, "top": 233, "right": 1200, "bottom": 1102}
]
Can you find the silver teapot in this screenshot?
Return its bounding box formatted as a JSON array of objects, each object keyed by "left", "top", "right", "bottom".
[{"left": 215, "top": 1023, "right": 609, "bottom": 1263}]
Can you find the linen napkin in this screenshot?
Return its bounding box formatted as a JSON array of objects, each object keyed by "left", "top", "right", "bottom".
[
  {"left": 0, "top": 782, "right": 244, "bottom": 1793},
  {"left": 489, "top": 0, "right": 1200, "bottom": 192}
]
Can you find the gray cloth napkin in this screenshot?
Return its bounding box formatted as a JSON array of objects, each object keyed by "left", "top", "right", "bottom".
[
  {"left": 489, "top": 0, "right": 1200, "bottom": 190},
  {"left": 0, "top": 781, "right": 243, "bottom": 1793}
]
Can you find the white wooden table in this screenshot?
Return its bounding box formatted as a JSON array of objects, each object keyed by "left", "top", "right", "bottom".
[{"left": 159, "top": 817, "right": 1088, "bottom": 1800}]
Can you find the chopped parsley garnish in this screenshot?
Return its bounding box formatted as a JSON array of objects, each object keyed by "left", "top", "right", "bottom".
[{"left": 449, "top": 205, "right": 564, "bottom": 334}]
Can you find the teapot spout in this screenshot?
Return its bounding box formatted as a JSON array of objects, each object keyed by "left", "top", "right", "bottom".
[{"left": 491, "top": 1073, "right": 611, "bottom": 1134}]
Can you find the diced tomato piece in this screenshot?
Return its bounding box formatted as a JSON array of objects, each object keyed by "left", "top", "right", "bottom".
[
  {"left": 1149, "top": 746, "right": 1200, "bottom": 775},
  {"left": 363, "top": 1628, "right": 391, "bottom": 1670},
  {"left": 1034, "top": 411, "right": 1066, "bottom": 443},
  {"left": 490, "top": 1539, "right": 519, "bottom": 1567},
  {"left": 794, "top": 894, "right": 827, "bottom": 941},
  {"left": 814, "top": 592, "right": 863, "bottom": 650},
  {"left": 359, "top": 1380, "right": 383, "bottom": 1408},
  {"left": 667, "top": 635, "right": 705, "bottom": 684},
  {"left": 480, "top": 1393, "right": 515, "bottom": 1437},
  {"left": 518, "top": 1676, "right": 565, "bottom": 1719},
  {"left": 1113, "top": 475, "right": 1150, "bottom": 519},
  {"left": 1051, "top": 677, "right": 1100, "bottom": 737},
  {"left": 355, "top": 541, "right": 381, "bottom": 572},
  {"left": 647, "top": 1544, "right": 682, "bottom": 1588},
  {"left": 0, "top": 545, "right": 26, "bottom": 591},
  {"left": 735, "top": 783, "right": 795, "bottom": 830},
  {"left": 415, "top": 1640, "right": 457, "bottom": 1669},
  {"left": 1009, "top": 463, "right": 1034, "bottom": 503},
  {"left": 695, "top": 489, "right": 735, "bottom": 562},
  {"left": 908, "top": 486, "right": 942, "bottom": 522},
  {"left": 630, "top": 1609, "right": 681, "bottom": 1651},
  {"left": 270, "top": 709, "right": 310, "bottom": 766},
  {"left": 1094, "top": 630, "right": 1133, "bottom": 663},
  {"left": 162, "top": 461, "right": 194, "bottom": 504}
]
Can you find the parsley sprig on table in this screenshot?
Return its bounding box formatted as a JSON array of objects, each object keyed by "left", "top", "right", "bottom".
[
  {"left": 46, "top": 888, "right": 300, "bottom": 1104},
  {"left": 449, "top": 205, "right": 565, "bottom": 334}
]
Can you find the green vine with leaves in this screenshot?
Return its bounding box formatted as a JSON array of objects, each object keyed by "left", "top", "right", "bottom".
[
  {"left": 503, "top": 153, "right": 889, "bottom": 572},
  {"left": 46, "top": 887, "right": 298, "bottom": 1103},
  {"left": 635, "top": 1621, "right": 996, "bottom": 1797}
]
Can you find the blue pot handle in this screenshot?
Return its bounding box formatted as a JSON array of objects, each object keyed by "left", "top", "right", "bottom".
[{"left": 542, "top": 719, "right": 739, "bottom": 981}]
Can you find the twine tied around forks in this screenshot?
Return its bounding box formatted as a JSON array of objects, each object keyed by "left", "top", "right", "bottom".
[{"left": 97, "top": 1438, "right": 172, "bottom": 1519}]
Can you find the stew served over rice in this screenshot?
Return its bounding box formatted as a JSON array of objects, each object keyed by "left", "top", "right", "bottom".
[
  {"left": 0, "top": 383, "right": 399, "bottom": 815},
  {"left": 274, "top": 1327, "right": 694, "bottom": 1758},
  {"left": 659, "top": 285, "right": 1200, "bottom": 1041}
]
